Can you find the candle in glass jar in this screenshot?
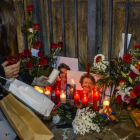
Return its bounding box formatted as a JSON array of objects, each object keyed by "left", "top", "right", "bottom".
[
  {"left": 74, "top": 91, "right": 80, "bottom": 105},
  {"left": 93, "top": 88, "right": 100, "bottom": 111},
  {"left": 82, "top": 94, "right": 88, "bottom": 107},
  {"left": 60, "top": 90, "right": 66, "bottom": 103},
  {"left": 45, "top": 86, "right": 51, "bottom": 99},
  {"left": 55, "top": 87, "right": 60, "bottom": 101},
  {"left": 34, "top": 86, "right": 44, "bottom": 93},
  {"left": 103, "top": 96, "right": 110, "bottom": 108}
]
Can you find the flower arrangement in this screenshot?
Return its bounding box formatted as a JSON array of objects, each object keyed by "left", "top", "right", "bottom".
[
  {"left": 19, "top": 5, "right": 62, "bottom": 77},
  {"left": 72, "top": 107, "right": 109, "bottom": 135}
]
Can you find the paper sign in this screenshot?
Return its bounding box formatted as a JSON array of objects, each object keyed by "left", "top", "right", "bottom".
[{"left": 119, "top": 33, "right": 132, "bottom": 58}]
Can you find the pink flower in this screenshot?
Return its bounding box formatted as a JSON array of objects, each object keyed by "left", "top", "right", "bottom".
[{"left": 124, "top": 95, "right": 130, "bottom": 103}]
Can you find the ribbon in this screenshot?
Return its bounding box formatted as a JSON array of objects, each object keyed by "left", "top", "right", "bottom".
[
  {"left": 86, "top": 64, "right": 90, "bottom": 75},
  {"left": 102, "top": 106, "right": 119, "bottom": 124}
]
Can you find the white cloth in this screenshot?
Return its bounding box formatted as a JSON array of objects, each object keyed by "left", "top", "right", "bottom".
[{"left": 9, "top": 79, "right": 54, "bottom": 117}]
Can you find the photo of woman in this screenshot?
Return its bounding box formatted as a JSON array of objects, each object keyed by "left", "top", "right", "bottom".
[{"left": 79, "top": 73, "right": 95, "bottom": 103}]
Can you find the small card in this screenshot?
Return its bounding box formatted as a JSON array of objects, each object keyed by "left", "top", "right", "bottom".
[{"left": 31, "top": 48, "right": 39, "bottom": 57}]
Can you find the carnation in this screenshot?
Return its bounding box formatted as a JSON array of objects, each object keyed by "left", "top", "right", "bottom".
[
  {"left": 122, "top": 54, "right": 132, "bottom": 63},
  {"left": 133, "top": 85, "right": 140, "bottom": 97},
  {"left": 94, "top": 54, "right": 105, "bottom": 64}
]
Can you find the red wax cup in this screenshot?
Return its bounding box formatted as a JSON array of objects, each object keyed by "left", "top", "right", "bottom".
[
  {"left": 7, "top": 55, "right": 18, "bottom": 65},
  {"left": 74, "top": 90, "right": 80, "bottom": 105},
  {"left": 82, "top": 93, "right": 88, "bottom": 107},
  {"left": 55, "top": 87, "right": 60, "bottom": 101},
  {"left": 93, "top": 88, "right": 100, "bottom": 111}
]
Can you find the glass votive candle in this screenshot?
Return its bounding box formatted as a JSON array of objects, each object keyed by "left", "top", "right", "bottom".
[
  {"left": 102, "top": 96, "right": 110, "bottom": 109},
  {"left": 55, "top": 86, "right": 60, "bottom": 101},
  {"left": 82, "top": 93, "right": 88, "bottom": 107},
  {"left": 34, "top": 86, "right": 44, "bottom": 94},
  {"left": 74, "top": 90, "right": 80, "bottom": 105}
]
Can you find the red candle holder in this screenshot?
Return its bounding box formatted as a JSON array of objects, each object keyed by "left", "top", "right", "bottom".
[
  {"left": 82, "top": 93, "right": 88, "bottom": 107},
  {"left": 45, "top": 86, "right": 52, "bottom": 99},
  {"left": 74, "top": 90, "right": 80, "bottom": 105},
  {"left": 55, "top": 86, "right": 60, "bottom": 101},
  {"left": 93, "top": 88, "right": 100, "bottom": 111},
  {"left": 7, "top": 55, "right": 18, "bottom": 65}
]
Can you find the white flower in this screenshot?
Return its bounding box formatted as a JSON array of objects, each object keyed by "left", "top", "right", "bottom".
[
  {"left": 52, "top": 115, "right": 60, "bottom": 124},
  {"left": 94, "top": 54, "right": 105, "bottom": 64},
  {"left": 130, "top": 65, "right": 139, "bottom": 75},
  {"left": 28, "top": 28, "right": 33, "bottom": 33}
]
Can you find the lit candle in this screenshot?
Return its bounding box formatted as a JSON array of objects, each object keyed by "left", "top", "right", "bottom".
[
  {"left": 60, "top": 90, "right": 66, "bottom": 103},
  {"left": 103, "top": 96, "right": 110, "bottom": 108},
  {"left": 74, "top": 90, "right": 80, "bottom": 105},
  {"left": 45, "top": 86, "right": 51, "bottom": 99},
  {"left": 34, "top": 86, "right": 44, "bottom": 93},
  {"left": 82, "top": 94, "right": 88, "bottom": 107},
  {"left": 93, "top": 88, "right": 100, "bottom": 111},
  {"left": 55, "top": 87, "right": 60, "bottom": 101}
]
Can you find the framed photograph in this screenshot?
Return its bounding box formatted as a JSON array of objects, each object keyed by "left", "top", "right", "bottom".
[{"left": 66, "top": 84, "right": 76, "bottom": 100}]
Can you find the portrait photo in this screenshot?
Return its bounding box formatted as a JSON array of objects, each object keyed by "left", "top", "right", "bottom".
[{"left": 66, "top": 84, "right": 76, "bottom": 100}]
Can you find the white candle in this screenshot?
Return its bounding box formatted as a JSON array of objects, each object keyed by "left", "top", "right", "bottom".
[
  {"left": 60, "top": 92, "right": 66, "bottom": 103},
  {"left": 103, "top": 98, "right": 110, "bottom": 108},
  {"left": 47, "top": 69, "right": 60, "bottom": 84}
]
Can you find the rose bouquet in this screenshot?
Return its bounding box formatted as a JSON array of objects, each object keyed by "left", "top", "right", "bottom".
[{"left": 19, "top": 5, "right": 62, "bottom": 77}]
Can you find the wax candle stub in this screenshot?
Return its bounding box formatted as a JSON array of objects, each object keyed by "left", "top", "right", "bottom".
[{"left": 60, "top": 90, "right": 66, "bottom": 103}]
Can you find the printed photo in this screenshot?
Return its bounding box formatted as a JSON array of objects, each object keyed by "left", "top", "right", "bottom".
[{"left": 66, "top": 84, "right": 76, "bottom": 100}]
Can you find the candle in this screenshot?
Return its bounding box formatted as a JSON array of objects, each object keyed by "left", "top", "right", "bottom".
[
  {"left": 45, "top": 86, "right": 51, "bottom": 99},
  {"left": 82, "top": 94, "right": 88, "bottom": 107},
  {"left": 47, "top": 69, "right": 60, "bottom": 84},
  {"left": 103, "top": 96, "right": 110, "bottom": 108},
  {"left": 93, "top": 88, "right": 100, "bottom": 111},
  {"left": 34, "top": 86, "right": 44, "bottom": 93},
  {"left": 74, "top": 90, "right": 80, "bottom": 105},
  {"left": 55, "top": 87, "right": 60, "bottom": 101},
  {"left": 60, "top": 90, "right": 66, "bottom": 103}
]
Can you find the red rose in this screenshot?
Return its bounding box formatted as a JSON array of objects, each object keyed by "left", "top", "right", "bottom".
[
  {"left": 19, "top": 52, "right": 24, "bottom": 59},
  {"left": 34, "top": 24, "right": 39, "bottom": 30},
  {"left": 122, "top": 54, "right": 132, "bottom": 63},
  {"left": 133, "top": 85, "right": 140, "bottom": 96},
  {"left": 24, "top": 49, "right": 31, "bottom": 56},
  {"left": 129, "top": 98, "right": 137, "bottom": 106},
  {"left": 27, "top": 5, "right": 33, "bottom": 12},
  {"left": 39, "top": 58, "right": 47, "bottom": 66},
  {"left": 28, "top": 55, "right": 32, "bottom": 59},
  {"left": 134, "top": 45, "right": 140, "bottom": 49},
  {"left": 25, "top": 61, "right": 33, "bottom": 68},
  {"left": 118, "top": 78, "right": 126, "bottom": 86},
  {"left": 36, "top": 41, "right": 43, "bottom": 47},
  {"left": 33, "top": 43, "right": 37, "bottom": 49},
  {"left": 116, "top": 95, "right": 122, "bottom": 104},
  {"left": 58, "top": 42, "right": 63, "bottom": 48},
  {"left": 7, "top": 55, "right": 18, "bottom": 65},
  {"left": 129, "top": 71, "right": 138, "bottom": 78},
  {"left": 38, "top": 50, "right": 44, "bottom": 57},
  {"left": 51, "top": 43, "right": 57, "bottom": 49}
]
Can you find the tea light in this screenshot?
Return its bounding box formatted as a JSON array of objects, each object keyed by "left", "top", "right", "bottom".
[
  {"left": 74, "top": 90, "right": 80, "bottom": 105},
  {"left": 45, "top": 86, "right": 51, "bottom": 99},
  {"left": 34, "top": 86, "right": 44, "bottom": 93},
  {"left": 60, "top": 90, "right": 66, "bottom": 103},
  {"left": 103, "top": 96, "right": 110, "bottom": 108}
]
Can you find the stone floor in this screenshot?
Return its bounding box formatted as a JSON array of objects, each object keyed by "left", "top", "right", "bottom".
[{"left": 44, "top": 105, "right": 140, "bottom": 140}]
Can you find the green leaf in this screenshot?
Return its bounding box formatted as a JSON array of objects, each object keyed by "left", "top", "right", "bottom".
[
  {"left": 121, "top": 71, "right": 127, "bottom": 78},
  {"left": 28, "top": 34, "right": 34, "bottom": 40}
]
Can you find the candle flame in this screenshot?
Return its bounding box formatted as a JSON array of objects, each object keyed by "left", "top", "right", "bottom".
[{"left": 71, "top": 79, "right": 75, "bottom": 84}]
